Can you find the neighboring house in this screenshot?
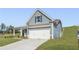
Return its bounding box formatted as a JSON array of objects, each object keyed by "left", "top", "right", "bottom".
[{"left": 15, "top": 9, "right": 62, "bottom": 39}]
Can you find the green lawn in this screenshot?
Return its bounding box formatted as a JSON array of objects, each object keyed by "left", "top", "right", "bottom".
[
  {"left": 0, "top": 34, "right": 21, "bottom": 47},
  {"left": 37, "top": 26, "right": 79, "bottom": 50}
]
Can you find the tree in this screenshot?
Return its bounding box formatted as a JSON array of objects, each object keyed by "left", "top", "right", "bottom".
[
  {"left": 0, "top": 23, "right": 6, "bottom": 34},
  {"left": 7, "top": 25, "right": 14, "bottom": 33}
]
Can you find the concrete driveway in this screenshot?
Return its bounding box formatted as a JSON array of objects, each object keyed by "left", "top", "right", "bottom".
[{"left": 0, "top": 39, "right": 48, "bottom": 50}]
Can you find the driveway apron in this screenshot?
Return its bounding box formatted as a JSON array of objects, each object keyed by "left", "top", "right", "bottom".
[{"left": 0, "top": 39, "right": 48, "bottom": 50}]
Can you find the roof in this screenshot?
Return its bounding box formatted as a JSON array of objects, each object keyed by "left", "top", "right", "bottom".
[
  {"left": 15, "top": 26, "right": 27, "bottom": 30},
  {"left": 53, "top": 19, "right": 62, "bottom": 27}
]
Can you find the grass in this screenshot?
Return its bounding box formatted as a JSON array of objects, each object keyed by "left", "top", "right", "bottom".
[
  {"left": 0, "top": 34, "right": 21, "bottom": 47},
  {"left": 37, "top": 26, "right": 79, "bottom": 50}
]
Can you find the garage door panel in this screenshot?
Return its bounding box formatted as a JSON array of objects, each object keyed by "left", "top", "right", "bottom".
[{"left": 28, "top": 28, "right": 50, "bottom": 39}]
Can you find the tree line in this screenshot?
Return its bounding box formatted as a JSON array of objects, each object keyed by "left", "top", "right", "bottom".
[{"left": 0, "top": 23, "right": 19, "bottom": 34}]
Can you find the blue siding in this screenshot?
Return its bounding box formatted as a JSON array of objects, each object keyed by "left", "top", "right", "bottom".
[
  {"left": 28, "top": 11, "right": 51, "bottom": 25},
  {"left": 53, "top": 23, "right": 62, "bottom": 39}
]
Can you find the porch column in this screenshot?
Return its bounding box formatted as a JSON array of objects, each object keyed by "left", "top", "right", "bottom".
[
  {"left": 27, "top": 25, "right": 29, "bottom": 38},
  {"left": 13, "top": 28, "right": 15, "bottom": 36},
  {"left": 23, "top": 29, "right": 27, "bottom": 38},
  {"left": 20, "top": 28, "right": 22, "bottom": 37}
]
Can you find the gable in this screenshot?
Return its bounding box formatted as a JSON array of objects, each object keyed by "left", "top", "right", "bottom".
[{"left": 27, "top": 10, "right": 52, "bottom": 26}]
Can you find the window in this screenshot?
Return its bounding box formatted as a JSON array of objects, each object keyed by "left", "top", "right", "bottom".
[{"left": 35, "top": 16, "right": 42, "bottom": 23}]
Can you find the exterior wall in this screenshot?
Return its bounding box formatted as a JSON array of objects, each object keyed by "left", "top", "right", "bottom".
[
  {"left": 53, "top": 23, "right": 62, "bottom": 39},
  {"left": 28, "top": 11, "right": 51, "bottom": 26}
]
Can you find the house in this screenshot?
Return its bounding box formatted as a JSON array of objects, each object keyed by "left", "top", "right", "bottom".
[
  {"left": 15, "top": 9, "right": 62, "bottom": 39},
  {"left": 26, "top": 10, "right": 62, "bottom": 39}
]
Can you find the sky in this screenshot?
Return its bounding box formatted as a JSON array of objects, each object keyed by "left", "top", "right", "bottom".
[{"left": 0, "top": 8, "right": 79, "bottom": 27}]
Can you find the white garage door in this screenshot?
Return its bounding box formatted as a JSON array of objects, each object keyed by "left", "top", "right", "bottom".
[{"left": 28, "top": 28, "right": 50, "bottom": 39}]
